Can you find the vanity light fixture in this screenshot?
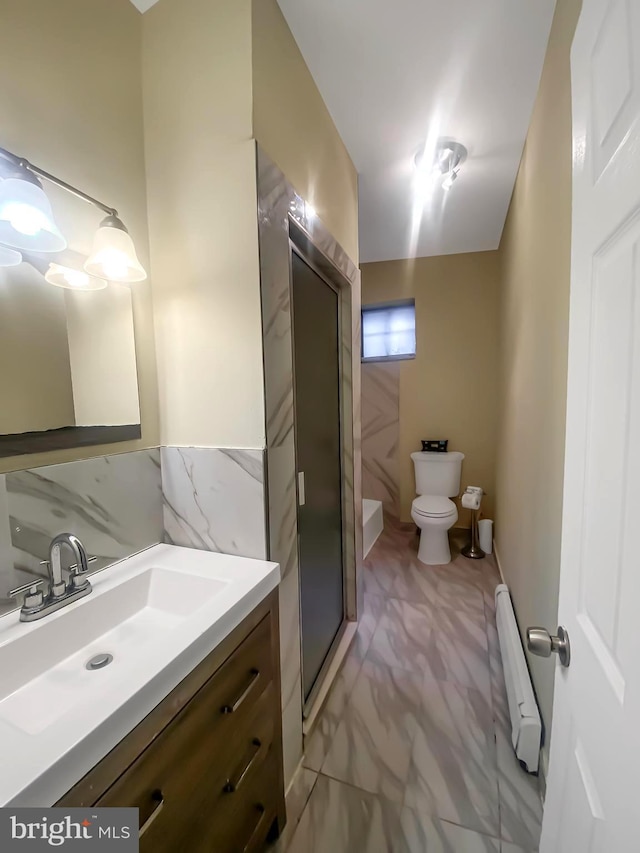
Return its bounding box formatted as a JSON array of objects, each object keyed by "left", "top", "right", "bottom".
[
  {"left": 0, "top": 244, "right": 22, "bottom": 267},
  {"left": 84, "top": 214, "right": 146, "bottom": 283},
  {"left": 45, "top": 262, "right": 107, "bottom": 291},
  {"left": 0, "top": 172, "right": 66, "bottom": 253},
  {"left": 0, "top": 145, "right": 147, "bottom": 281},
  {"left": 414, "top": 139, "right": 468, "bottom": 192}
]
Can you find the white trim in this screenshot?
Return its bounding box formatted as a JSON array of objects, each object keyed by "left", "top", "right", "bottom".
[{"left": 493, "top": 539, "right": 507, "bottom": 584}]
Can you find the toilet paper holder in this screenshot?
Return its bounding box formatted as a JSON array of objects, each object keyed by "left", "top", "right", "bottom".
[{"left": 461, "top": 486, "right": 485, "bottom": 560}]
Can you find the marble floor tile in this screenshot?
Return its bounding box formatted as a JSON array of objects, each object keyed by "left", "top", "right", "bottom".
[
  {"left": 495, "top": 726, "right": 543, "bottom": 850},
  {"left": 419, "top": 679, "right": 497, "bottom": 768},
  {"left": 358, "top": 592, "right": 388, "bottom": 648},
  {"left": 390, "top": 562, "right": 441, "bottom": 606},
  {"left": 436, "top": 573, "right": 485, "bottom": 614},
  {"left": 321, "top": 660, "right": 423, "bottom": 802},
  {"left": 362, "top": 559, "right": 398, "bottom": 596},
  {"left": 404, "top": 723, "right": 500, "bottom": 838},
  {"left": 367, "top": 598, "right": 435, "bottom": 673},
  {"left": 303, "top": 602, "right": 383, "bottom": 773},
  {"left": 396, "top": 808, "right": 501, "bottom": 853},
  {"left": 422, "top": 606, "right": 492, "bottom": 701},
  {"left": 287, "top": 774, "right": 401, "bottom": 853},
  {"left": 293, "top": 523, "right": 539, "bottom": 853}
]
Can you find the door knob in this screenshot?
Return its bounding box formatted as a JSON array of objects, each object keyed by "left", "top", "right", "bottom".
[{"left": 526, "top": 625, "right": 571, "bottom": 667}]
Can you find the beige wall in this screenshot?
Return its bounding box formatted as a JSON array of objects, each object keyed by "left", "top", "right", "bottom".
[
  {"left": 252, "top": 0, "right": 359, "bottom": 265},
  {"left": 143, "top": 0, "right": 265, "bottom": 450},
  {"left": 0, "top": 0, "right": 159, "bottom": 473},
  {"left": 495, "top": 0, "right": 582, "bottom": 763},
  {"left": 362, "top": 252, "right": 500, "bottom": 524}
]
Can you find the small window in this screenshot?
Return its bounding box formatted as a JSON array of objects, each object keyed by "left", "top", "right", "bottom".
[{"left": 361, "top": 300, "right": 416, "bottom": 362}]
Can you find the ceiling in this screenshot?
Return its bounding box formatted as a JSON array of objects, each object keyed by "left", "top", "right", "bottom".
[
  {"left": 131, "top": 0, "right": 556, "bottom": 262},
  {"left": 276, "top": 0, "right": 556, "bottom": 262}
]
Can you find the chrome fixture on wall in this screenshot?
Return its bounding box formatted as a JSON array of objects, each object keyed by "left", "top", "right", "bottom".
[{"left": 0, "top": 145, "right": 147, "bottom": 282}]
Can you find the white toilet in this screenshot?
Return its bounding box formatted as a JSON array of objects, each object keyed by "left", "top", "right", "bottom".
[{"left": 410, "top": 451, "right": 465, "bottom": 565}]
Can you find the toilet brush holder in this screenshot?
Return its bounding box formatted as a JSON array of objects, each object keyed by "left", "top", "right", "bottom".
[{"left": 462, "top": 508, "right": 485, "bottom": 559}]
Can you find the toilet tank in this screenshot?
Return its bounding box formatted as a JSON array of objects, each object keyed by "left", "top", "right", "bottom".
[{"left": 411, "top": 451, "right": 465, "bottom": 497}]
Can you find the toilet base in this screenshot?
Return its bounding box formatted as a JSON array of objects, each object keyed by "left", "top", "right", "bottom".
[{"left": 417, "top": 528, "right": 452, "bottom": 566}]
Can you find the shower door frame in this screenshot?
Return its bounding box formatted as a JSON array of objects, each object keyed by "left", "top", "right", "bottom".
[{"left": 256, "top": 144, "right": 362, "bottom": 779}]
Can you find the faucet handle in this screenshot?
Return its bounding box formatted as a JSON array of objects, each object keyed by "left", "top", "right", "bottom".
[
  {"left": 8, "top": 579, "right": 45, "bottom": 610},
  {"left": 40, "top": 556, "right": 98, "bottom": 570},
  {"left": 69, "top": 555, "right": 96, "bottom": 590}
]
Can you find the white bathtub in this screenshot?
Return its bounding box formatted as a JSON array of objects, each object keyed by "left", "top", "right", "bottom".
[{"left": 363, "top": 499, "right": 383, "bottom": 558}]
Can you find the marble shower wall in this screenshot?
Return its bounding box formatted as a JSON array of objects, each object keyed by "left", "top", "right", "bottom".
[
  {"left": 257, "top": 146, "right": 362, "bottom": 788},
  {"left": 361, "top": 362, "right": 400, "bottom": 518},
  {"left": 161, "top": 446, "right": 267, "bottom": 560},
  {"left": 0, "top": 449, "right": 163, "bottom": 616}
]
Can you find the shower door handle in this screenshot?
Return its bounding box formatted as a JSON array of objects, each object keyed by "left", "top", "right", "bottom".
[{"left": 297, "top": 471, "right": 306, "bottom": 506}]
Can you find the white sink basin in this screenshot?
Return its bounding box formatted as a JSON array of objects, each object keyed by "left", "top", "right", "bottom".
[
  {"left": 0, "top": 544, "right": 279, "bottom": 807},
  {"left": 0, "top": 568, "right": 228, "bottom": 735}
]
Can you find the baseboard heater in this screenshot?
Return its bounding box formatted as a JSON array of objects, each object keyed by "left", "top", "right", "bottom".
[{"left": 495, "top": 584, "right": 542, "bottom": 773}]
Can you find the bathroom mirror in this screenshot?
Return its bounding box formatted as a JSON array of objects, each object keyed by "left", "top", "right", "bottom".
[{"left": 0, "top": 253, "right": 141, "bottom": 457}]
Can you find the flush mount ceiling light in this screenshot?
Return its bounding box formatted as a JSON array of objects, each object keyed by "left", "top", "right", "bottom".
[
  {"left": 0, "top": 244, "right": 22, "bottom": 267},
  {"left": 45, "top": 262, "right": 107, "bottom": 291},
  {"left": 414, "top": 140, "right": 468, "bottom": 191},
  {"left": 0, "top": 145, "right": 147, "bottom": 282}
]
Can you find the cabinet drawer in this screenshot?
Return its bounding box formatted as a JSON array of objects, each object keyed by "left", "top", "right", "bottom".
[
  {"left": 100, "top": 683, "right": 277, "bottom": 852},
  {"left": 96, "top": 615, "right": 274, "bottom": 809},
  {"left": 198, "top": 751, "right": 281, "bottom": 853}
]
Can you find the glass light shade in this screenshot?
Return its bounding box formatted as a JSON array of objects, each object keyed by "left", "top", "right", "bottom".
[
  {"left": 0, "top": 178, "right": 67, "bottom": 252},
  {"left": 45, "top": 263, "right": 107, "bottom": 291},
  {"left": 84, "top": 224, "right": 147, "bottom": 283},
  {"left": 0, "top": 244, "right": 22, "bottom": 267}
]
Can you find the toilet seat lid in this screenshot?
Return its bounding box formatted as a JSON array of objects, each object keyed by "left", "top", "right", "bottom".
[{"left": 412, "top": 496, "right": 456, "bottom": 517}]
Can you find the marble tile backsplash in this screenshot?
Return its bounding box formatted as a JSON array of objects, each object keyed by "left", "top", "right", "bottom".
[
  {"left": 0, "top": 445, "right": 267, "bottom": 617},
  {"left": 0, "top": 449, "right": 163, "bottom": 615},
  {"left": 161, "top": 446, "right": 267, "bottom": 560}
]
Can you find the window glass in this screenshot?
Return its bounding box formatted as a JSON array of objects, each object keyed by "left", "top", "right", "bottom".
[{"left": 361, "top": 301, "right": 416, "bottom": 361}]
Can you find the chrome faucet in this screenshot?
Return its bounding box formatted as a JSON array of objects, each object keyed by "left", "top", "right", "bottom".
[
  {"left": 49, "top": 533, "right": 90, "bottom": 597},
  {"left": 8, "top": 532, "right": 95, "bottom": 622}
]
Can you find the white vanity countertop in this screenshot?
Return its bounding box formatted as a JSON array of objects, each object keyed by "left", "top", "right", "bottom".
[{"left": 0, "top": 544, "right": 280, "bottom": 807}]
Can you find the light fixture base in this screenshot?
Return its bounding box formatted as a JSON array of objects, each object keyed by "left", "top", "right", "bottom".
[
  {"left": 414, "top": 139, "right": 468, "bottom": 174},
  {"left": 99, "top": 214, "right": 129, "bottom": 234}
]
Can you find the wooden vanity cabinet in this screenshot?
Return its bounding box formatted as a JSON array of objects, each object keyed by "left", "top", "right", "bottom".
[{"left": 57, "top": 590, "right": 286, "bottom": 852}]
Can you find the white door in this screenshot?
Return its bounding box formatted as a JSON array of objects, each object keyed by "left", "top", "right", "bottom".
[{"left": 540, "top": 1, "right": 640, "bottom": 850}]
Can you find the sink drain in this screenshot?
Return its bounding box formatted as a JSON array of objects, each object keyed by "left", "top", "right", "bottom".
[{"left": 86, "top": 653, "right": 113, "bottom": 671}]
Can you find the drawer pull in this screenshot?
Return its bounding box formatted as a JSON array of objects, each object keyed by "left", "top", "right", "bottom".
[
  {"left": 139, "top": 789, "right": 164, "bottom": 837},
  {"left": 224, "top": 738, "right": 262, "bottom": 793},
  {"left": 221, "top": 668, "right": 260, "bottom": 714},
  {"left": 242, "top": 804, "right": 267, "bottom": 853}
]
